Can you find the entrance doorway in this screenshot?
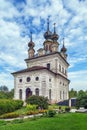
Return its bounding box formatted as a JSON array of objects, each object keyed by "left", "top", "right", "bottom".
[{"left": 26, "top": 88, "right": 32, "bottom": 100}]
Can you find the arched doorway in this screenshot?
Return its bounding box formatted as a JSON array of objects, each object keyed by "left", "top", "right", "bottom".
[
  {"left": 26, "top": 88, "right": 32, "bottom": 100},
  {"left": 19, "top": 89, "right": 22, "bottom": 100}
]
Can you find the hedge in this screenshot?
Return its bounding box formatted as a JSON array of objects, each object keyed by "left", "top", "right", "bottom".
[{"left": 0, "top": 99, "right": 23, "bottom": 115}]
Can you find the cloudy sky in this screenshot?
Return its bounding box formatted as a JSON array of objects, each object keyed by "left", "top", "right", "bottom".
[{"left": 0, "top": 0, "right": 87, "bottom": 91}]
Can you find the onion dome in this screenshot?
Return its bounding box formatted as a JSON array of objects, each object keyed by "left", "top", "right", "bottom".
[
  {"left": 61, "top": 38, "right": 67, "bottom": 53},
  {"left": 51, "top": 23, "right": 59, "bottom": 41},
  {"left": 44, "top": 18, "right": 52, "bottom": 40},
  {"left": 28, "top": 32, "right": 35, "bottom": 48}
]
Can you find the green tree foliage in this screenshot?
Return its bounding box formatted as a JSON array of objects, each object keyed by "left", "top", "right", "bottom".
[
  {"left": 0, "top": 88, "right": 14, "bottom": 99},
  {"left": 0, "top": 85, "right": 9, "bottom": 92},
  {"left": 69, "top": 88, "right": 77, "bottom": 98},
  {"left": 26, "top": 95, "right": 48, "bottom": 109},
  {"left": 76, "top": 90, "right": 87, "bottom": 108}
]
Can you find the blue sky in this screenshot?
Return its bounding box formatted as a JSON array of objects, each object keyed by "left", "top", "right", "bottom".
[{"left": 0, "top": 0, "right": 87, "bottom": 91}]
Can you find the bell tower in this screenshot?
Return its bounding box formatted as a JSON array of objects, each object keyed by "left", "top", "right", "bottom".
[
  {"left": 28, "top": 32, "right": 35, "bottom": 58},
  {"left": 60, "top": 38, "right": 67, "bottom": 60},
  {"left": 51, "top": 23, "right": 59, "bottom": 52},
  {"left": 43, "top": 18, "right": 53, "bottom": 53}
]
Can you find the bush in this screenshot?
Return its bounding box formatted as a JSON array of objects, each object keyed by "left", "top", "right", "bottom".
[
  {"left": 47, "top": 110, "right": 56, "bottom": 117},
  {"left": 26, "top": 95, "right": 48, "bottom": 109},
  {"left": 65, "top": 107, "right": 70, "bottom": 112},
  {"left": 26, "top": 104, "right": 37, "bottom": 111},
  {"left": 0, "top": 99, "right": 23, "bottom": 115},
  {"left": 0, "top": 112, "right": 19, "bottom": 119}
]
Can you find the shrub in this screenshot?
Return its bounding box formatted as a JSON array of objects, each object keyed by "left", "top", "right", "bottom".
[
  {"left": 0, "top": 99, "right": 23, "bottom": 115},
  {"left": 26, "top": 95, "right": 48, "bottom": 109},
  {"left": 47, "top": 110, "right": 56, "bottom": 117},
  {"left": 0, "top": 112, "right": 19, "bottom": 119},
  {"left": 65, "top": 107, "right": 70, "bottom": 112},
  {"left": 26, "top": 104, "right": 37, "bottom": 111}
]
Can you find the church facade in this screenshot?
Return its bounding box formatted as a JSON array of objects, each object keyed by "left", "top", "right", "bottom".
[{"left": 12, "top": 20, "right": 70, "bottom": 103}]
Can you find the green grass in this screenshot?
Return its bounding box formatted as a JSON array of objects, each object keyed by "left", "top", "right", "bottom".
[{"left": 0, "top": 113, "right": 87, "bottom": 130}]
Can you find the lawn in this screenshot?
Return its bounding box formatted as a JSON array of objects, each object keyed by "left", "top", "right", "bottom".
[{"left": 0, "top": 113, "right": 87, "bottom": 130}]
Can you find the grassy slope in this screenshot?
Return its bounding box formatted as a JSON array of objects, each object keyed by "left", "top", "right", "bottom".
[{"left": 0, "top": 113, "right": 87, "bottom": 130}]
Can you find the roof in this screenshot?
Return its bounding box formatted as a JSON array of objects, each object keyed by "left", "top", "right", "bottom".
[{"left": 11, "top": 66, "right": 70, "bottom": 82}]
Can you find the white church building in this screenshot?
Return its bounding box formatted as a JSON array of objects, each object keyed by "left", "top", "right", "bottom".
[{"left": 12, "top": 19, "right": 70, "bottom": 103}]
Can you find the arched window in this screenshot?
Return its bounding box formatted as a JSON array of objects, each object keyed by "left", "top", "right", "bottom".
[
  {"left": 49, "top": 89, "right": 51, "bottom": 100},
  {"left": 26, "top": 77, "right": 31, "bottom": 82},
  {"left": 35, "top": 88, "right": 39, "bottom": 96},
  {"left": 19, "top": 89, "right": 22, "bottom": 100},
  {"left": 19, "top": 79, "right": 22, "bottom": 83},
  {"left": 47, "top": 63, "right": 50, "bottom": 70},
  {"left": 35, "top": 77, "right": 39, "bottom": 81}
]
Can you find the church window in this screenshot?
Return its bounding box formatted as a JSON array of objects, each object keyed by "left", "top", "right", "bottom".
[
  {"left": 19, "top": 79, "right": 22, "bottom": 83},
  {"left": 47, "top": 63, "right": 50, "bottom": 69},
  {"left": 27, "top": 77, "right": 31, "bottom": 82},
  {"left": 60, "top": 91, "right": 62, "bottom": 99},
  {"left": 49, "top": 89, "right": 51, "bottom": 100},
  {"left": 49, "top": 78, "right": 51, "bottom": 82},
  {"left": 19, "top": 89, "right": 22, "bottom": 100},
  {"left": 62, "top": 67, "right": 64, "bottom": 73},
  {"left": 63, "top": 91, "right": 64, "bottom": 99},
  {"left": 36, "top": 77, "right": 39, "bottom": 81},
  {"left": 65, "top": 69, "right": 67, "bottom": 75},
  {"left": 46, "top": 45, "right": 48, "bottom": 51},
  {"left": 59, "top": 64, "right": 61, "bottom": 71},
  {"left": 35, "top": 88, "right": 39, "bottom": 96}
]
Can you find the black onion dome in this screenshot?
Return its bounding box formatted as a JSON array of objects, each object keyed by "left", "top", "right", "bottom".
[
  {"left": 28, "top": 41, "right": 35, "bottom": 48},
  {"left": 51, "top": 33, "right": 59, "bottom": 41},
  {"left": 44, "top": 30, "right": 52, "bottom": 40},
  {"left": 61, "top": 45, "right": 67, "bottom": 52},
  {"left": 28, "top": 32, "right": 35, "bottom": 48},
  {"left": 61, "top": 39, "right": 67, "bottom": 53},
  {"left": 52, "top": 23, "right": 59, "bottom": 41},
  {"left": 44, "top": 18, "right": 52, "bottom": 40}
]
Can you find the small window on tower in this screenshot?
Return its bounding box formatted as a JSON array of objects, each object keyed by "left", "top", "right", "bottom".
[{"left": 47, "top": 63, "right": 50, "bottom": 69}]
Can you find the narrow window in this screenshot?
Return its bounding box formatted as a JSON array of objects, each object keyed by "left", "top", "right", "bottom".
[
  {"left": 47, "top": 63, "right": 50, "bottom": 70},
  {"left": 63, "top": 91, "right": 64, "bottom": 99},
  {"left": 60, "top": 91, "right": 62, "bottom": 99},
  {"left": 59, "top": 64, "right": 61, "bottom": 71},
  {"left": 49, "top": 89, "right": 51, "bottom": 100},
  {"left": 19, "top": 89, "right": 22, "bottom": 100},
  {"left": 35, "top": 88, "right": 39, "bottom": 96},
  {"left": 19, "top": 79, "right": 22, "bottom": 83}
]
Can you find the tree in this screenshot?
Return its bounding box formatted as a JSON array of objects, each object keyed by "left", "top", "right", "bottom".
[
  {"left": 0, "top": 85, "right": 9, "bottom": 92},
  {"left": 76, "top": 94, "right": 87, "bottom": 109},
  {"left": 26, "top": 95, "right": 48, "bottom": 109},
  {"left": 69, "top": 88, "right": 77, "bottom": 98}
]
